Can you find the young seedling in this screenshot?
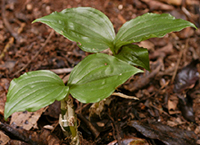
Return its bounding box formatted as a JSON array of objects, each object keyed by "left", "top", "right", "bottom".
[{"left": 4, "top": 7, "right": 196, "bottom": 144}]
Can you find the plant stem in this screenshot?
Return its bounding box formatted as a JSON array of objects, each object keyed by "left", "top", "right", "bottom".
[
  {"left": 67, "top": 98, "right": 77, "bottom": 137},
  {"left": 59, "top": 96, "right": 80, "bottom": 145}
]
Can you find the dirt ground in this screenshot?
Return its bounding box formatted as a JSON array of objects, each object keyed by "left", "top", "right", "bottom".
[{"left": 0, "top": 0, "right": 200, "bottom": 144}]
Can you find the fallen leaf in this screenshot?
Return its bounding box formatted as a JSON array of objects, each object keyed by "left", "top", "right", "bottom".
[
  {"left": 177, "top": 27, "right": 195, "bottom": 39},
  {"left": 138, "top": 40, "right": 155, "bottom": 51},
  {"left": 178, "top": 94, "right": 195, "bottom": 122},
  {"left": 0, "top": 92, "right": 6, "bottom": 116},
  {"left": 141, "top": 0, "right": 174, "bottom": 11},
  {"left": 168, "top": 95, "right": 179, "bottom": 114},
  {"left": 44, "top": 101, "right": 60, "bottom": 119},
  {"left": 0, "top": 131, "right": 10, "bottom": 145},
  {"left": 10, "top": 107, "right": 47, "bottom": 130},
  {"left": 158, "top": 0, "right": 182, "bottom": 6},
  {"left": 174, "top": 59, "right": 199, "bottom": 93}
]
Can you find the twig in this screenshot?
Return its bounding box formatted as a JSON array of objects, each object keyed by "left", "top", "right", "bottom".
[
  {"left": 118, "top": 14, "right": 126, "bottom": 24},
  {"left": 2, "top": 0, "right": 21, "bottom": 41},
  {"left": 171, "top": 40, "right": 188, "bottom": 84},
  {"left": 107, "top": 110, "right": 122, "bottom": 145},
  {"left": 149, "top": 104, "right": 171, "bottom": 118},
  {"left": 13, "top": 30, "right": 54, "bottom": 76},
  {"left": 77, "top": 113, "right": 100, "bottom": 138},
  {"left": 112, "top": 92, "right": 139, "bottom": 100},
  {"left": 63, "top": 74, "right": 71, "bottom": 84},
  {"left": 51, "top": 68, "right": 73, "bottom": 75},
  {"left": 75, "top": 103, "right": 91, "bottom": 114},
  {"left": 0, "top": 37, "right": 14, "bottom": 59},
  {"left": 0, "top": 121, "right": 37, "bottom": 144}
]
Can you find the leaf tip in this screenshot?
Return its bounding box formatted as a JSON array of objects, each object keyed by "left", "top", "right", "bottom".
[{"left": 32, "top": 19, "right": 39, "bottom": 24}]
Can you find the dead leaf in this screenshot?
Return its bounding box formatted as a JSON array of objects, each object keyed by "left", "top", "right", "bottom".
[
  {"left": 159, "top": 0, "right": 200, "bottom": 6},
  {"left": 168, "top": 95, "right": 179, "bottom": 114},
  {"left": 10, "top": 107, "right": 47, "bottom": 130},
  {"left": 138, "top": 40, "right": 155, "bottom": 51},
  {"left": 167, "top": 117, "right": 184, "bottom": 127},
  {"left": 0, "top": 92, "right": 6, "bottom": 116},
  {"left": 44, "top": 101, "right": 60, "bottom": 119},
  {"left": 178, "top": 94, "right": 195, "bottom": 122},
  {"left": 89, "top": 97, "right": 113, "bottom": 118},
  {"left": 177, "top": 27, "right": 195, "bottom": 39},
  {"left": 0, "top": 131, "right": 10, "bottom": 145},
  {"left": 0, "top": 60, "right": 16, "bottom": 71},
  {"left": 158, "top": 0, "right": 182, "bottom": 6},
  {"left": 149, "top": 43, "right": 173, "bottom": 59},
  {"left": 174, "top": 59, "right": 199, "bottom": 93},
  {"left": 141, "top": 0, "right": 174, "bottom": 11}
]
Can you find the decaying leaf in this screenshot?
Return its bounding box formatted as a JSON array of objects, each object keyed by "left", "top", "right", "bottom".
[
  {"left": 168, "top": 95, "right": 179, "bottom": 115},
  {"left": 174, "top": 59, "right": 199, "bottom": 93},
  {"left": 10, "top": 108, "right": 47, "bottom": 130},
  {"left": 178, "top": 94, "right": 195, "bottom": 122}
]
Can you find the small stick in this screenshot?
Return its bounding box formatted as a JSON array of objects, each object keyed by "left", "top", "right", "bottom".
[
  {"left": 2, "top": 0, "right": 21, "bottom": 41},
  {"left": 0, "top": 37, "right": 14, "bottom": 59},
  {"left": 107, "top": 109, "right": 122, "bottom": 145},
  {"left": 13, "top": 30, "right": 54, "bottom": 76},
  {"left": 62, "top": 74, "right": 71, "bottom": 84},
  {"left": 50, "top": 68, "right": 73, "bottom": 75},
  {"left": 112, "top": 92, "right": 139, "bottom": 100},
  {"left": 77, "top": 113, "right": 100, "bottom": 138},
  {"left": 171, "top": 40, "right": 188, "bottom": 84}
]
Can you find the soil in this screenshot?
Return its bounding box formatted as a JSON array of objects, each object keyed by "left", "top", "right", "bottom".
[{"left": 0, "top": 0, "right": 200, "bottom": 145}]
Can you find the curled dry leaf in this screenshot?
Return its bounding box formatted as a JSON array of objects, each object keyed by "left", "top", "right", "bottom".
[
  {"left": 173, "top": 59, "right": 199, "bottom": 93},
  {"left": 168, "top": 95, "right": 179, "bottom": 115},
  {"left": 178, "top": 94, "right": 195, "bottom": 122}
]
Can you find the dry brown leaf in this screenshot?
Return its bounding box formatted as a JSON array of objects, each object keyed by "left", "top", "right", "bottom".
[
  {"left": 0, "top": 131, "right": 10, "bottom": 145},
  {"left": 0, "top": 92, "right": 6, "bottom": 116},
  {"left": 141, "top": 0, "right": 174, "bottom": 10},
  {"left": 176, "top": 27, "right": 195, "bottom": 39},
  {"left": 157, "top": 0, "right": 182, "bottom": 6},
  {"left": 168, "top": 95, "right": 179, "bottom": 114},
  {"left": 138, "top": 40, "right": 155, "bottom": 51},
  {"left": 158, "top": 0, "right": 199, "bottom": 5},
  {"left": 10, "top": 107, "right": 47, "bottom": 130}
]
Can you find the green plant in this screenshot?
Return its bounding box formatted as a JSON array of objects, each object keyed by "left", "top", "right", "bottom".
[{"left": 4, "top": 7, "right": 196, "bottom": 144}]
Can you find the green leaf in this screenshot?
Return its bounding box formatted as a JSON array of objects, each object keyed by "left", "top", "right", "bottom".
[
  {"left": 68, "top": 53, "right": 142, "bottom": 103},
  {"left": 33, "top": 7, "right": 115, "bottom": 53},
  {"left": 116, "top": 44, "right": 150, "bottom": 70},
  {"left": 114, "top": 13, "right": 197, "bottom": 53},
  {"left": 4, "top": 70, "right": 69, "bottom": 120}
]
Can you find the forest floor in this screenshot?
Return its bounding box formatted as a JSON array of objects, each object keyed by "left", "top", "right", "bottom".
[{"left": 0, "top": 0, "right": 200, "bottom": 144}]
